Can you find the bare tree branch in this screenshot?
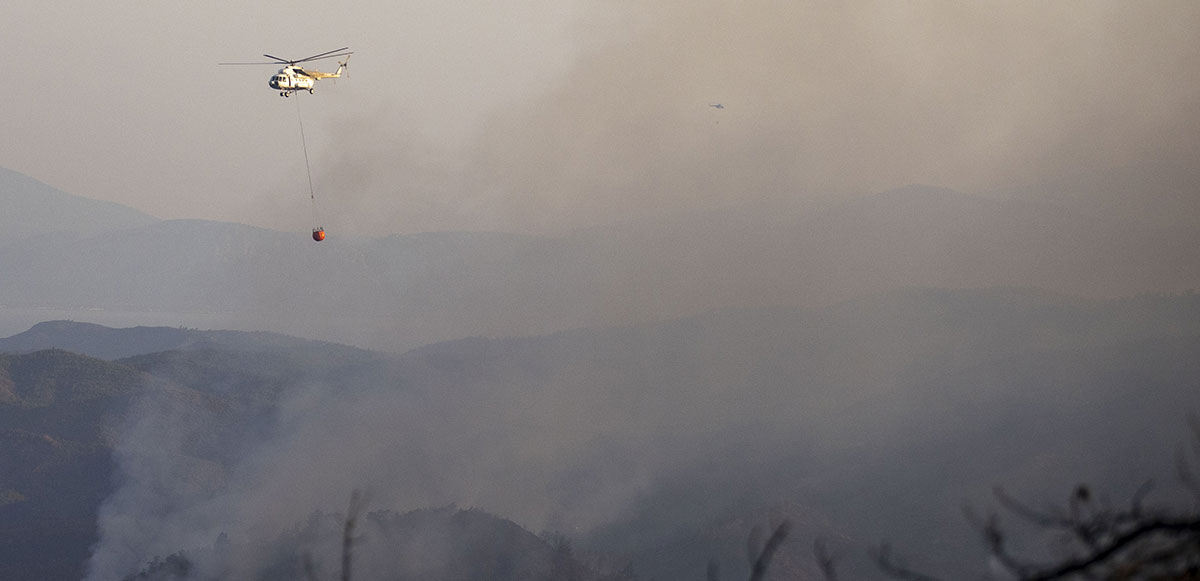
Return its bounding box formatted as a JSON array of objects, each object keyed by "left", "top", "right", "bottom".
[
  {"left": 1021, "top": 518, "right": 1200, "bottom": 581},
  {"left": 870, "top": 543, "right": 942, "bottom": 581},
  {"left": 813, "top": 537, "right": 838, "bottom": 581},
  {"left": 707, "top": 559, "right": 721, "bottom": 581},
  {"left": 1129, "top": 479, "right": 1156, "bottom": 519},
  {"left": 993, "top": 487, "right": 1072, "bottom": 529},
  {"left": 749, "top": 520, "right": 790, "bottom": 581}
]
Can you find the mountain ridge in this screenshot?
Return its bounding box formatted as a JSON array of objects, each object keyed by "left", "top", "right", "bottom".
[
  {"left": 3, "top": 169, "right": 1199, "bottom": 351},
  {"left": 0, "top": 319, "right": 378, "bottom": 361},
  {"left": 0, "top": 167, "right": 157, "bottom": 243}
]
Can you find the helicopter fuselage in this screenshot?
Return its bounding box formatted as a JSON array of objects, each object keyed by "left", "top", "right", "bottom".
[{"left": 269, "top": 67, "right": 316, "bottom": 96}]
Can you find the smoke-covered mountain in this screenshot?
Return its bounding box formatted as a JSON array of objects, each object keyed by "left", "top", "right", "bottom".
[
  {"left": 4, "top": 287, "right": 1200, "bottom": 579},
  {"left": 3, "top": 164, "right": 1199, "bottom": 352},
  {"left": 989, "top": 161, "right": 1200, "bottom": 234},
  {"left": 0, "top": 320, "right": 377, "bottom": 362},
  {"left": 389, "top": 288, "right": 1200, "bottom": 578}
]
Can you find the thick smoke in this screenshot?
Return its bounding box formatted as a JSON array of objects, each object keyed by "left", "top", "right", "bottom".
[
  {"left": 318, "top": 1, "right": 1200, "bottom": 235},
  {"left": 87, "top": 385, "right": 236, "bottom": 580},
  {"left": 86, "top": 356, "right": 685, "bottom": 578}
]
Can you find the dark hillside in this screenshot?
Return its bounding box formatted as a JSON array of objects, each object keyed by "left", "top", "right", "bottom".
[
  {"left": 0, "top": 351, "right": 147, "bottom": 581},
  {"left": 0, "top": 347, "right": 305, "bottom": 581},
  {"left": 0, "top": 350, "right": 143, "bottom": 437}
]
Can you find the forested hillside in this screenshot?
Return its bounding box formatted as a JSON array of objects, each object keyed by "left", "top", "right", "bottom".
[
  {"left": 0, "top": 351, "right": 146, "bottom": 580},
  {"left": 3, "top": 288, "right": 1199, "bottom": 579}
]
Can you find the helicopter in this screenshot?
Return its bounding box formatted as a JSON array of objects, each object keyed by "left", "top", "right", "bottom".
[{"left": 220, "top": 47, "right": 352, "bottom": 97}]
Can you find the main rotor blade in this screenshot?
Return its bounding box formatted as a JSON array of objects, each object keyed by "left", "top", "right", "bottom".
[
  {"left": 293, "top": 47, "right": 352, "bottom": 64},
  {"left": 221, "top": 48, "right": 350, "bottom": 67},
  {"left": 301, "top": 51, "right": 353, "bottom": 63}
]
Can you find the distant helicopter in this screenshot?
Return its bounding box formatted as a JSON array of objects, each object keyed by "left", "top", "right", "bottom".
[{"left": 221, "top": 47, "right": 352, "bottom": 97}]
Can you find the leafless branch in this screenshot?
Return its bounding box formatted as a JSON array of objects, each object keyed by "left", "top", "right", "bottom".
[
  {"left": 707, "top": 559, "right": 721, "bottom": 581},
  {"left": 1021, "top": 518, "right": 1200, "bottom": 581},
  {"left": 1129, "top": 479, "right": 1156, "bottom": 519},
  {"left": 813, "top": 537, "right": 838, "bottom": 581},
  {"left": 748, "top": 520, "right": 790, "bottom": 581},
  {"left": 870, "top": 543, "right": 942, "bottom": 581},
  {"left": 993, "top": 486, "right": 1072, "bottom": 529}
]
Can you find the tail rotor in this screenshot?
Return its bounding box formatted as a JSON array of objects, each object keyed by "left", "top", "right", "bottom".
[{"left": 335, "top": 55, "right": 351, "bottom": 82}]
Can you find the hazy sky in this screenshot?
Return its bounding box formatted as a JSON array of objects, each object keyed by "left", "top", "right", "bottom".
[{"left": 3, "top": 1, "right": 1198, "bottom": 235}]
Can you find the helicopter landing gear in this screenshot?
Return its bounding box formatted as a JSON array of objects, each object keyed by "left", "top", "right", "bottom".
[{"left": 309, "top": 89, "right": 314, "bottom": 94}]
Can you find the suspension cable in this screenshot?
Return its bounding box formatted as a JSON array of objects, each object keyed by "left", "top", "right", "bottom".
[{"left": 294, "top": 96, "right": 319, "bottom": 227}]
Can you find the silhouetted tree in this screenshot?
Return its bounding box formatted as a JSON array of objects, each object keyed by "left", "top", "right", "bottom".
[
  {"left": 825, "top": 418, "right": 1200, "bottom": 580},
  {"left": 967, "top": 483, "right": 1200, "bottom": 580},
  {"left": 341, "top": 490, "right": 368, "bottom": 581}
]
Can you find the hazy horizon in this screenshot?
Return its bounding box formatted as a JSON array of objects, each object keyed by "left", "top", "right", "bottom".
[{"left": 3, "top": 2, "right": 1197, "bottom": 236}]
